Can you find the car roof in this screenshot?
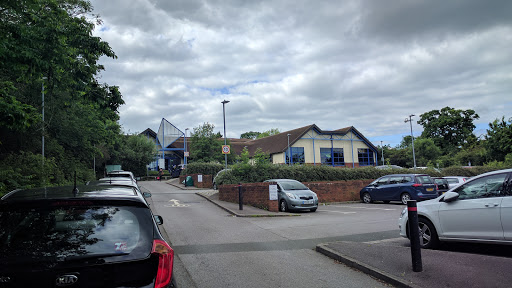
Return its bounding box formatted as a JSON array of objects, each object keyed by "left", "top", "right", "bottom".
[
  {"left": 1, "top": 185, "right": 145, "bottom": 205},
  {"left": 381, "top": 174, "right": 428, "bottom": 177},
  {"left": 264, "top": 179, "right": 302, "bottom": 183}
]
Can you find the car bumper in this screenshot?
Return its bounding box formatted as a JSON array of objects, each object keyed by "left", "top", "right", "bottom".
[
  {"left": 289, "top": 199, "right": 318, "bottom": 210},
  {"left": 398, "top": 209, "right": 409, "bottom": 238}
]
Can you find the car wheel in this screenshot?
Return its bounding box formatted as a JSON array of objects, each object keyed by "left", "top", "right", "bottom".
[
  {"left": 362, "top": 192, "right": 372, "bottom": 203},
  {"left": 401, "top": 193, "right": 411, "bottom": 205},
  {"left": 279, "top": 199, "right": 288, "bottom": 212},
  {"left": 417, "top": 218, "right": 439, "bottom": 249},
  {"left": 310, "top": 208, "right": 317, "bottom": 212}
]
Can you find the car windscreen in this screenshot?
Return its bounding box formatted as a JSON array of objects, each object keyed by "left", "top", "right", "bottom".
[
  {"left": 280, "top": 181, "right": 308, "bottom": 191},
  {"left": 0, "top": 204, "right": 154, "bottom": 265},
  {"left": 415, "top": 175, "right": 434, "bottom": 184}
]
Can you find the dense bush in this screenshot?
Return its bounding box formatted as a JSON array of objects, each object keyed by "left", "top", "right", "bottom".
[
  {"left": 182, "top": 162, "right": 225, "bottom": 178},
  {"left": 208, "top": 164, "right": 506, "bottom": 186}
]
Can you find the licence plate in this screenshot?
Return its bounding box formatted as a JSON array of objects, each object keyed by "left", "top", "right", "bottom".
[
  {"left": 427, "top": 188, "right": 433, "bottom": 192},
  {"left": 303, "top": 200, "right": 313, "bottom": 204}
]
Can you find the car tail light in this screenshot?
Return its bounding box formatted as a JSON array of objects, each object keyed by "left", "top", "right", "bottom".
[
  {"left": 412, "top": 183, "right": 422, "bottom": 187},
  {"left": 435, "top": 184, "right": 439, "bottom": 190},
  {"left": 152, "top": 239, "right": 174, "bottom": 288}
]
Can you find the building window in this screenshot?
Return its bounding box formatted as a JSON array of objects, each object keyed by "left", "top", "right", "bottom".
[
  {"left": 358, "top": 148, "right": 374, "bottom": 166},
  {"left": 321, "top": 148, "right": 344, "bottom": 166},
  {"left": 286, "top": 147, "right": 305, "bottom": 164}
]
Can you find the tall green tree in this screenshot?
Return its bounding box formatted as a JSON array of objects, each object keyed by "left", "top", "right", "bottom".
[
  {"left": 256, "top": 128, "right": 280, "bottom": 139},
  {"left": 0, "top": 0, "right": 124, "bottom": 191},
  {"left": 485, "top": 116, "right": 512, "bottom": 162},
  {"left": 189, "top": 123, "right": 232, "bottom": 163},
  {"left": 418, "top": 107, "right": 479, "bottom": 154},
  {"left": 240, "top": 131, "right": 261, "bottom": 139}
]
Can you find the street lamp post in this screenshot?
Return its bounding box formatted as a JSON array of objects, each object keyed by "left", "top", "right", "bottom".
[
  {"left": 287, "top": 134, "right": 291, "bottom": 166},
  {"left": 381, "top": 140, "right": 384, "bottom": 165},
  {"left": 184, "top": 128, "right": 189, "bottom": 166},
  {"left": 222, "top": 100, "right": 230, "bottom": 170},
  {"left": 404, "top": 114, "right": 417, "bottom": 170},
  {"left": 42, "top": 77, "right": 47, "bottom": 167}
]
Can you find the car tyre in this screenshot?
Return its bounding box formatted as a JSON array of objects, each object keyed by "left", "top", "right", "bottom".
[
  {"left": 401, "top": 193, "right": 411, "bottom": 205},
  {"left": 279, "top": 199, "right": 288, "bottom": 212},
  {"left": 362, "top": 192, "right": 372, "bottom": 203},
  {"left": 417, "top": 218, "right": 439, "bottom": 249}
]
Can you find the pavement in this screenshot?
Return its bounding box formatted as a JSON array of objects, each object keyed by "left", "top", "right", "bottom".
[{"left": 166, "top": 178, "right": 512, "bottom": 288}]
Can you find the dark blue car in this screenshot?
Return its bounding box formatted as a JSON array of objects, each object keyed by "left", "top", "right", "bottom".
[{"left": 360, "top": 174, "right": 438, "bottom": 204}]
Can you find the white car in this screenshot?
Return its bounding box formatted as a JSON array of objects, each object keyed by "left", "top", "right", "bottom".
[
  {"left": 443, "top": 176, "right": 469, "bottom": 189},
  {"left": 399, "top": 169, "right": 512, "bottom": 249}
]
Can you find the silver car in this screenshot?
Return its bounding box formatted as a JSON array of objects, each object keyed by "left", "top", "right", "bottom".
[
  {"left": 399, "top": 169, "right": 512, "bottom": 249},
  {"left": 264, "top": 179, "right": 318, "bottom": 212}
]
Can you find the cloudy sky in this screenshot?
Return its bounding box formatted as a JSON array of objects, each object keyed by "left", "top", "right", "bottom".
[{"left": 90, "top": 0, "right": 512, "bottom": 147}]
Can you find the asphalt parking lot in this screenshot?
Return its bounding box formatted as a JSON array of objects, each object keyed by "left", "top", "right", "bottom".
[{"left": 194, "top": 187, "right": 512, "bottom": 288}]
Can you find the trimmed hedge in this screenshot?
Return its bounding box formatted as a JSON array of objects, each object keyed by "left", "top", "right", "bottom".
[{"left": 213, "top": 164, "right": 509, "bottom": 186}]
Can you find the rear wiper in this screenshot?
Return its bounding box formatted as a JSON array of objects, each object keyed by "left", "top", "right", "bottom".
[{"left": 65, "top": 252, "right": 129, "bottom": 261}]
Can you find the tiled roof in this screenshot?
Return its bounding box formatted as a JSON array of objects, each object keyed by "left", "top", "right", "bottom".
[{"left": 146, "top": 124, "right": 377, "bottom": 157}]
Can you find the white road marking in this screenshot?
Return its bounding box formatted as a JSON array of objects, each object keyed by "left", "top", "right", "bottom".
[
  {"left": 322, "top": 211, "right": 357, "bottom": 214},
  {"left": 164, "top": 199, "right": 190, "bottom": 207},
  {"left": 364, "top": 237, "right": 405, "bottom": 244}
]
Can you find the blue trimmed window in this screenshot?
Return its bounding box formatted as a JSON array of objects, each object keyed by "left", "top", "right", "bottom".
[
  {"left": 321, "top": 148, "right": 344, "bottom": 166},
  {"left": 286, "top": 147, "right": 305, "bottom": 165},
  {"left": 358, "top": 148, "right": 375, "bottom": 166}
]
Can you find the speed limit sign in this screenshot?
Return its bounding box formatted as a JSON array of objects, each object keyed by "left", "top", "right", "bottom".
[{"left": 222, "top": 145, "right": 231, "bottom": 154}]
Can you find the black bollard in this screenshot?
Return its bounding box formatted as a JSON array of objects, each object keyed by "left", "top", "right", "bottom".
[
  {"left": 238, "top": 183, "right": 243, "bottom": 211},
  {"left": 407, "top": 200, "right": 423, "bottom": 272}
]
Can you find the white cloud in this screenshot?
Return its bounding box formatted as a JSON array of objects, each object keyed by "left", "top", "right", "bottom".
[{"left": 90, "top": 0, "right": 512, "bottom": 146}]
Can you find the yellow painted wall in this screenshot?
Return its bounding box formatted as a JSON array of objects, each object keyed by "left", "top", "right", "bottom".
[{"left": 271, "top": 129, "right": 375, "bottom": 165}]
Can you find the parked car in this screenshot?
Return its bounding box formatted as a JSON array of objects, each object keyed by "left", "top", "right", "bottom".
[
  {"left": 213, "top": 169, "right": 231, "bottom": 190},
  {"left": 107, "top": 170, "right": 136, "bottom": 181},
  {"left": 444, "top": 176, "right": 469, "bottom": 189},
  {"left": 399, "top": 168, "right": 512, "bottom": 249},
  {"left": 88, "top": 178, "right": 153, "bottom": 203},
  {"left": 0, "top": 184, "right": 175, "bottom": 287},
  {"left": 360, "top": 174, "right": 438, "bottom": 205},
  {"left": 432, "top": 177, "right": 450, "bottom": 195},
  {"left": 374, "top": 165, "right": 403, "bottom": 170},
  {"left": 264, "top": 179, "right": 318, "bottom": 212}
]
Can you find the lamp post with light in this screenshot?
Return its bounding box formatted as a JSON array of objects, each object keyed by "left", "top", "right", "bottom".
[
  {"left": 184, "top": 128, "right": 189, "bottom": 166},
  {"left": 222, "top": 100, "right": 230, "bottom": 170},
  {"left": 404, "top": 114, "right": 417, "bottom": 170},
  {"left": 287, "top": 134, "right": 291, "bottom": 165}
]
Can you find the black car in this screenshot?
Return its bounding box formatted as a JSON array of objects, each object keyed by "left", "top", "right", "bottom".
[
  {"left": 432, "top": 177, "right": 450, "bottom": 195},
  {"left": 0, "top": 185, "right": 174, "bottom": 288}
]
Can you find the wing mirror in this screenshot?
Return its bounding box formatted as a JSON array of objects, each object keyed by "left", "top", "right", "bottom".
[
  {"left": 442, "top": 191, "right": 459, "bottom": 203},
  {"left": 154, "top": 215, "right": 164, "bottom": 225}
]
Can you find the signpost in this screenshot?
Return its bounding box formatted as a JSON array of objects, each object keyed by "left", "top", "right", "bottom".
[{"left": 222, "top": 145, "right": 230, "bottom": 154}]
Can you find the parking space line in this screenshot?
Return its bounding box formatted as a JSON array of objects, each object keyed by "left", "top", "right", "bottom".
[
  {"left": 363, "top": 237, "right": 404, "bottom": 244},
  {"left": 321, "top": 211, "right": 357, "bottom": 214}
]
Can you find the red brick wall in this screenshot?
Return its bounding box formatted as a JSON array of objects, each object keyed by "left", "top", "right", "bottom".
[
  {"left": 179, "top": 174, "right": 213, "bottom": 188},
  {"left": 218, "top": 179, "right": 374, "bottom": 211},
  {"left": 219, "top": 182, "right": 279, "bottom": 212}
]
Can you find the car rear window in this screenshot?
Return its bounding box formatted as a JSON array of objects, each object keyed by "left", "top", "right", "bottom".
[
  {"left": 280, "top": 181, "right": 308, "bottom": 190},
  {"left": 446, "top": 178, "right": 459, "bottom": 184},
  {"left": 0, "top": 204, "right": 154, "bottom": 264},
  {"left": 416, "top": 175, "right": 433, "bottom": 184}
]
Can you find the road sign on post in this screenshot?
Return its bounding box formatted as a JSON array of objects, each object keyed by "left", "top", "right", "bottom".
[{"left": 222, "top": 145, "right": 230, "bottom": 154}]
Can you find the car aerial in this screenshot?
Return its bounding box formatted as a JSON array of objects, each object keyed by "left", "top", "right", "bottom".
[
  {"left": 212, "top": 169, "right": 231, "bottom": 190},
  {"left": 0, "top": 184, "right": 175, "bottom": 287},
  {"left": 360, "top": 174, "right": 438, "bottom": 205},
  {"left": 443, "top": 176, "right": 469, "bottom": 189},
  {"left": 107, "top": 170, "right": 137, "bottom": 181},
  {"left": 432, "top": 177, "right": 450, "bottom": 195},
  {"left": 399, "top": 168, "right": 512, "bottom": 249},
  {"left": 263, "top": 179, "right": 318, "bottom": 212}
]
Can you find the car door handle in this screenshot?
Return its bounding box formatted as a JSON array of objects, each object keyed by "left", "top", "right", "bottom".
[{"left": 485, "top": 203, "right": 499, "bottom": 207}]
